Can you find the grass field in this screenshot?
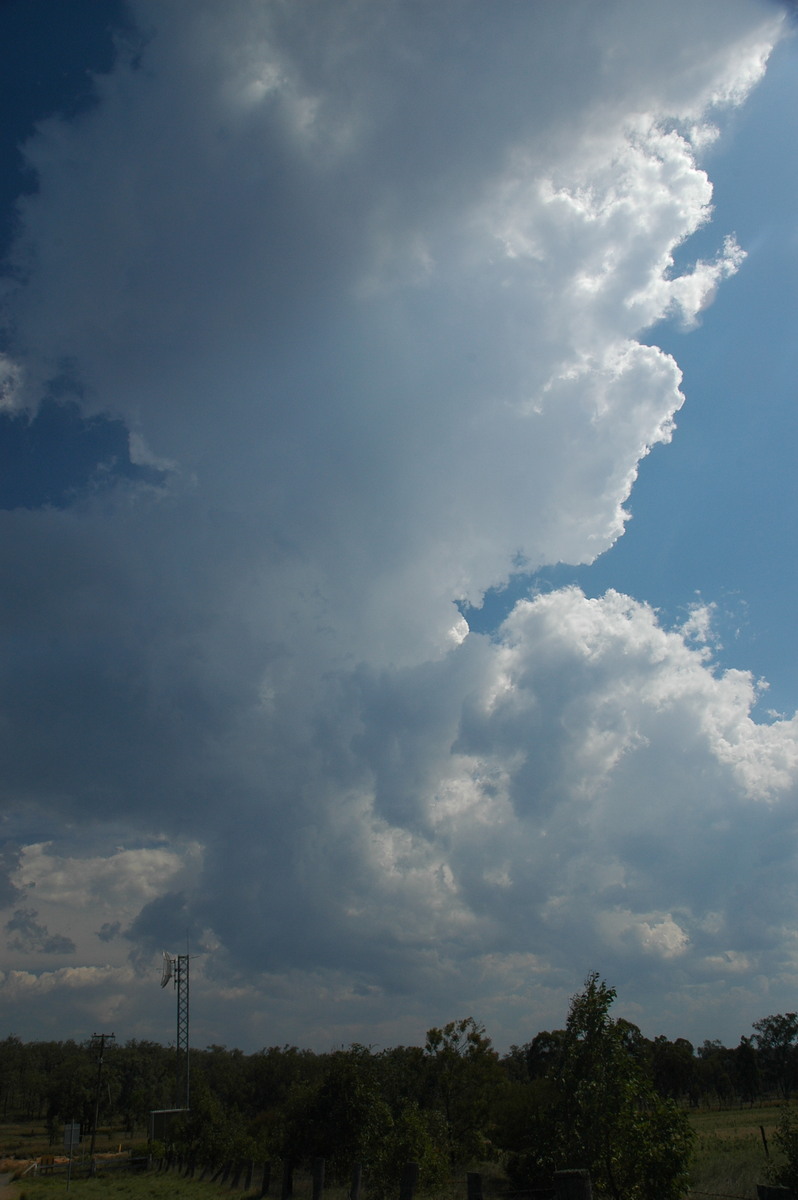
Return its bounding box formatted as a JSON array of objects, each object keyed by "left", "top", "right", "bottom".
[
  {"left": 687, "top": 1103, "right": 787, "bottom": 1199},
  {"left": 0, "top": 1122, "right": 133, "bottom": 1160},
  {"left": 11, "top": 1175, "right": 247, "bottom": 1200},
  {"left": 7, "top": 1163, "right": 363, "bottom": 1200}
]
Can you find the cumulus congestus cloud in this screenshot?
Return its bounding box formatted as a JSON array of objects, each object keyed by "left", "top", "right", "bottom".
[{"left": 0, "top": 0, "right": 795, "bottom": 1049}]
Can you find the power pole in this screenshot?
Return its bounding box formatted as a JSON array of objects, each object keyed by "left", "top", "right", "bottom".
[{"left": 88, "top": 1032, "right": 115, "bottom": 1160}]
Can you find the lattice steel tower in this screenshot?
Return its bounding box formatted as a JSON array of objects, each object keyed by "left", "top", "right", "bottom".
[{"left": 161, "top": 950, "right": 190, "bottom": 1108}]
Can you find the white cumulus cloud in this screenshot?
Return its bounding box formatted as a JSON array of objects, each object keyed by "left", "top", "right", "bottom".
[{"left": 0, "top": 0, "right": 794, "bottom": 1050}]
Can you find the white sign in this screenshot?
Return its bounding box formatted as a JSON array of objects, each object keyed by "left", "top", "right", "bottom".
[{"left": 64, "top": 1123, "right": 80, "bottom": 1151}]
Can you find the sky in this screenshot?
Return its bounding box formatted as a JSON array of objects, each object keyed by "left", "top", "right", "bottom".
[{"left": 1, "top": 0, "right": 797, "bottom": 1057}]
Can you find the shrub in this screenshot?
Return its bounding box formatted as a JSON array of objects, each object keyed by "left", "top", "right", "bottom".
[
  {"left": 768, "top": 1105, "right": 798, "bottom": 1193},
  {"left": 369, "top": 1102, "right": 449, "bottom": 1199}
]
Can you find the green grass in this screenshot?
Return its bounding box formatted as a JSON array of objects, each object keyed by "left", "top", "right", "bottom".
[
  {"left": 10, "top": 1170, "right": 370, "bottom": 1200},
  {"left": 12, "top": 1175, "right": 252, "bottom": 1200},
  {"left": 1, "top": 1121, "right": 135, "bottom": 1161},
  {"left": 687, "top": 1104, "right": 785, "bottom": 1199},
  {"left": 4, "top": 1162, "right": 471, "bottom": 1200}
]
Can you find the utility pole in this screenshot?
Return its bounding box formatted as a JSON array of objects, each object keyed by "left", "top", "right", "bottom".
[{"left": 88, "top": 1032, "right": 115, "bottom": 1160}]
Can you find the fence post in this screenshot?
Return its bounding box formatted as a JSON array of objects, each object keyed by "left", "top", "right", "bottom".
[
  {"left": 350, "top": 1162, "right": 362, "bottom": 1200},
  {"left": 259, "top": 1162, "right": 272, "bottom": 1197},
  {"left": 554, "top": 1169, "right": 592, "bottom": 1200},
  {"left": 281, "top": 1159, "right": 294, "bottom": 1199},
  {"left": 245, "top": 1161, "right": 255, "bottom": 1191},
  {"left": 312, "top": 1157, "right": 325, "bottom": 1200},
  {"left": 467, "top": 1173, "right": 483, "bottom": 1200},
  {"left": 399, "top": 1161, "right": 419, "bottom": 1200}
]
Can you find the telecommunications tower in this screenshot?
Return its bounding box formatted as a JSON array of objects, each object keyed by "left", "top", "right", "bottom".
[{"left": 161, "top": 949, "right": 190, "bottom": 1109}]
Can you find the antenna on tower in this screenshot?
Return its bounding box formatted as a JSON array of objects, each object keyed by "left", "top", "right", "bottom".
[
  {"left": 159, "top": 948, "right": 190, "bottom": 1109},
  {"left": 160, "top": 951, "right": 173, "bottom": 988}
]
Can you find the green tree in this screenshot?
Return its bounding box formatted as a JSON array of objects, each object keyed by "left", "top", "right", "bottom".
[
  {"left": 116, "top": 1039, "right": 174, "bottom": 1134},
  {"left": 695, "top": 1039, "right": 734, "bottom": 1106},
  {"left": 370, "top": 1101, "right": 449, "bottom": 1199},
  {"left": 281, "top": 1046, "right": 391, "bottom": 1183},
  {"left": 45, "top": 1043, "right": 96, "bottom": 1130},
  {"left": 733, "top": 1036, "right": 761, "bottom": 1105},
  {"left": 0, "top": 1035, "right": 23, "bottom": 1118},
  {"left": 376, "top": 1045, "right": 429, "bottom": 1113},
  {"left": 508, "top": 974, "right": 693, "bottom": 1200},
  {"left": 768, "top": 1105, "right": 798, "bottom": 1193},
  {"left": 522, "top": 1030, "right": 568, "bottom": 1081},
  {"left": 424, "top": 1017, "right": 505, "bottom": 1165},
  {"left": 753, "top": 1013, "right": 798, "bottom": 1099},
  {"left": 246, "top": 1044, "right": 324, "bottom": 1115},
  {"left": 171, "top": 1072, "right": 257, "bottom": 1166},
  {"left": 650, "top": 1035, "right": 696, "bottom": 1101}
]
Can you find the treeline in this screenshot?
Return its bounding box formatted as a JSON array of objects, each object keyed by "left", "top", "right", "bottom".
[{"left": 2, "top": 986, "right": 798, "bottom": 1197}]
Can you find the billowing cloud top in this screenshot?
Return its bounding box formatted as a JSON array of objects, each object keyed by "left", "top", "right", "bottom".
[{"left": 0, "top": 0, "right": 795, "bottom": 1051}]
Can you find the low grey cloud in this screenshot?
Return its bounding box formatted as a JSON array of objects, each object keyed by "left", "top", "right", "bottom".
[
  {"left": 6, "top": 908, "right": 76, "bottom": 956},
  {"left": 0, "top": 845, "right": 23, "bottom": 910}
]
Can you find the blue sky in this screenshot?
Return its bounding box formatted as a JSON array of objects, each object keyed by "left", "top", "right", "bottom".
[
  {"left": 1, "top": 0, "right": 798, "bottom": 1055},
  {"left": 467, "top": 29, "right": 798, "bottom": 720},
  {"left": 646, "top": 37, "right": 798, "bottom": 720}
]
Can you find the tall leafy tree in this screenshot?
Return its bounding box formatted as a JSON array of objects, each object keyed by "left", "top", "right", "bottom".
[
  {"left": 695, "top": 1039, "right": 734, "bottom": 1105},
  {"left": 45, "top": 1043, "right": 96, "bottom": 1131},
  {"left": 424, "top": 1017, "right": 505, "bottom": 1165},
  {"left": 521, "top": 1029, "right": 568, "bottom": 1081},
  {"left": 281, "top": 1045, "right": 392, "bottom": 1182},
  {"left": 650, "top": 1035, "right": 696, "bottom": 1101},
  {"left": 733, "top": 1036, "right": 761, "bottom": 1105},
  {"left": 752, "top": 1013, "right": 798, "bottom": 1099},
  {"left": 507, "top": 974, "right": 693, "bottom": 1200},
  {"left": 0, "top": 1035, "right": 24, "bottom": 1118}
]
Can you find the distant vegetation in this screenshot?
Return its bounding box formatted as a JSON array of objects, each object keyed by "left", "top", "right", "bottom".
[{"left": 4, "top": 976, "right": 798, "bottom": 1197}]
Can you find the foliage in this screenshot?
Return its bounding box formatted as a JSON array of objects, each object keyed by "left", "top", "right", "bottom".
[
  {"left": 377, "top": 1044, "right": 429, "bottom": 1112},
  {"left": 169, "top": 1073, "right": 258, "bottom": 1166},
  {"left": 424, "top": 1017, "right": 505, "bottom": 1165},
  {"left": 754, "top": 1013, "right": 798, "bottom": 1099},
  {"left": 650, "top": 1035, "right": 695, "bottom": 1100},
  {"left": 505, "top": 974, "right": 694, "bottom": 1200},
  {"left": 734, "top": 1035, "right": 762, "bottom": 1105},
  {"left": 115, "top": 1040, "right": 173, "bottom": 1133},
  {"left": 768, "top": 1104, "right": 798, "bottom": 1192},
  {"left": 281, "top": 1045, "right": 392, "bottom": 1182},
  {"left": 370, "top": 1101, "right": 450, "bottom": 1199}
]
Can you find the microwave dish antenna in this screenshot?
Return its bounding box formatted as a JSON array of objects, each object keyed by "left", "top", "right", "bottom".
[{"left": 160, "top": 951, "right": 173, "bottom": 988}]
